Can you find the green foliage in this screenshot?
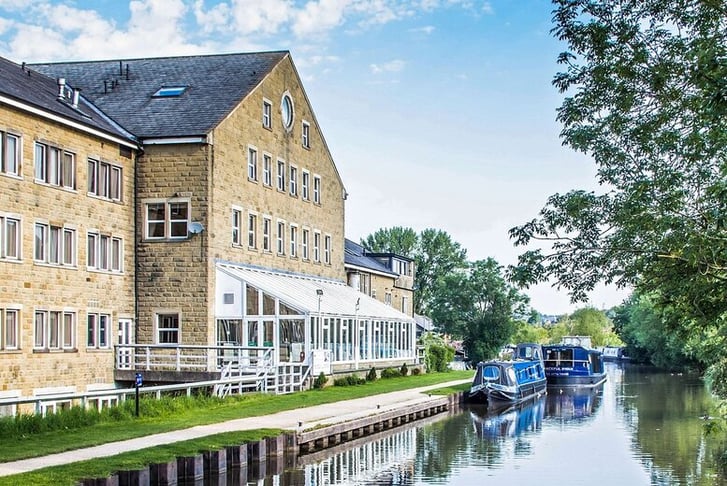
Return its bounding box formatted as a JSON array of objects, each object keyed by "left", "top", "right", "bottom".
[
  {"left": 333, "top": 375, "right": 367, "bottom": 387},
  {"left": 430, "top": 258, "right": 528, "bottom": 363},
  {"left": 612, "top": 293, "right": 698, "bottom": 369},
  {"left": 381, "top": 368, "right": 401, "bottom": 379},
  {"left": 362, "top": 227, "right": 467, "bottom": 314},
  {"left": 508, "top": 0, "right": 727, "bottom": 395},
  {"left": 423, "top": 333, "right": 454, "bottom": 373},
  {"left": 366, "top": 367, "right": 378, "bottom": 382},
  {"left": 511, "top": 321, "right": 549, "bottom": 344},
  {"left": 400, "top": 362, "right": 409, "bottom": 377},
  {"left": 313, "top": 372, "right": 327, "bottom": 389}
]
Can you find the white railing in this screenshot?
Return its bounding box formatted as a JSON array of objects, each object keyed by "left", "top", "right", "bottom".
[
  {"left": 114, "top": 344, "right": 275, "bottom": 372},
  {"left": 0, "top": 375, "right": 272, "bottom": 415}
]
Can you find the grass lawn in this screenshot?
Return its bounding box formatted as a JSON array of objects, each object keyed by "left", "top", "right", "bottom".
[
  {"left": 0, "top": 370, "right": 472, "bottom": 486},
  {"left": 0, "top": 370, "right": 473, "bottom": 463}
]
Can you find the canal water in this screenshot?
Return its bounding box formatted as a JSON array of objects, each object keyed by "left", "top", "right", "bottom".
[{"left": 252, "top": 363, "right": 726, "bottom": 485}]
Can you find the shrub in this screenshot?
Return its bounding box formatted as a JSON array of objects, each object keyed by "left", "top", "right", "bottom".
[
  {"left": 366, "top": 367, "right": 378, "bottom": 382},
  {"left": 381, "top": 367, "right": 401, "bottom": 379},
  {"left": 313, "top": 372, "right": 327, "bottom": 389},
  {"left": 400, "top": 363, "right": 409, "bottom": 376},
  {"left": 412, "top": 367, "right": 421, "bottom": 375},
  {"left": 425, "top": 342, "right": 455, "bottom": 372},
  {"left": 333, "top": 375, "right": 366, "bottom": 386}
]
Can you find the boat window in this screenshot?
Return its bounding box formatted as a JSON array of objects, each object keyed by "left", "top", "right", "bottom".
[
  {"left": 506, "top": 367, "right": 517, "bottom": 384},
  {"left": 483, "top": 366, "right": 500, "bottom": 381}
]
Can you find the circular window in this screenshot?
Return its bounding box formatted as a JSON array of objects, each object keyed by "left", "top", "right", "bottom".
[{"left": 281, "top": 93, "right": 294, "bottom": 130}]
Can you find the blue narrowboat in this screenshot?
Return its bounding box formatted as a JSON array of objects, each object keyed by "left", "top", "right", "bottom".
[
  {"left": 542, "top": 339, "right": 607, "bottom": 388},
  {"left": 469, "top": 344, "right": 547, "bottom": 407}
]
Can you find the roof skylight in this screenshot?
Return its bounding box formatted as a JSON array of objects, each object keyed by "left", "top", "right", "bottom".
[{"left": 153, "top": 86, "right": 187, "bottom": 97}]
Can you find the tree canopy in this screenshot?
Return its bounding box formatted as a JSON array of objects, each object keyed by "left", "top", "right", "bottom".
[
  {"left": 509, "top": 0, "right": 727, "bottom": 381},
  {"left": 362, "top": 227, "right": 467, "bottom": 314}
]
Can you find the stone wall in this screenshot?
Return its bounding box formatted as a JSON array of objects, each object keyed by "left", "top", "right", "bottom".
[{"left": 0, "top": 103, "right": 135, "bottom": 397}]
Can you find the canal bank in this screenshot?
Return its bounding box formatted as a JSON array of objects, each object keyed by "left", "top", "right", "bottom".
[{"left": 0, "top": 379, "right": 470, "bottom": 481}]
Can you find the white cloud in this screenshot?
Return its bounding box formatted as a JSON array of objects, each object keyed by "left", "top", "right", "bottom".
[
  {"left": 369, "top": 58, "right": 405, "bottom": 74},
  {"left": 193, "top": 0, "right": 230, "bottom": 34},
  {"left": 408, "top": 25, "right": 435, "bottom": 34},
  {"left": 293, "top": 0, "right": 349, "bottom": 37},
  {"left": 228, "top": 0, "right": 293, "bottom": 36}
]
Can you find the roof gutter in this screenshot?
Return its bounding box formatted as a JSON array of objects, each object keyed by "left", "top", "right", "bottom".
[{"left": 0, "top": 94, "right": 137, "bottom": 149}]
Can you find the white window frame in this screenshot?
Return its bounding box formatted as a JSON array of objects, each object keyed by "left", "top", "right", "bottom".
[
  {"left": 0, "top": 308, "right": 20, "bottom": 350},
  {"left": 324, "top": 234, "right": 332, "bottom": 264},
  {"left": 302, "top": 228, "right": 310, "bottom": 260},
  {"left": 232, "top": 207, "right": 243, "bottom": 246},
  {"left": 87, "top": 158, "right": 122, "bottom": 201},
  {"left": 302, "top": 170, "right": 310, "bottom": 201},
  {"left": 247, "top": 145, "right": 258, "bottom": 182},
  {"left": 262, "top": 153, "right": 272, "bottom": 187},
  {"left": 144, "top": 198, "right": 191, "bottom": 240},
  {"left": 0, "top": 131, "right": 21, "bottom": 177},
  {"left": 313, "top": 230, "right": 321, "bottom": 263},
  {"left": 302, "top": 120, "right": 310, "bottom": 149},
  {"left": 35, "top": 309, "right": 76, "bottom": 350},
  {"left": 34, "top": 222, "right": 76, "bottom": 267},
  {"left": 87, "top": 231, "right": 123, "bottom": 273},
  {"left": 35, "top": 142, "right": 75, "bottom": 190},
  {"left": 262, "top": 98, "right": 272, "bottom": 129},
  {"left": 156, "top": 312, "right": 180, "bottom": 345},
  {"left": 262, "top": 216, "right": 272, "bottom": 252},
  {"left": 0, "top": 214, "right": 21, "bottom": 261},
  {"left": 313, "top": 175, "right": 321, "bottom": 204},
  {"left": 289, "top": 224, "right": 298, "bottom": 257},
  {"left": 87, "top": 312, "right": 110, "bottom": 349},
  {"left": 248, "top": 211, "right": 258, "bottom": 249},
  {"left": 277, "top": 159, "right": 286, "bottom": 192},
  {"left": 289, "top": 165, "right": 298, "bottom": 196},
  {"left": 277, "top": 220, "right": 286, "bottom": 255}
]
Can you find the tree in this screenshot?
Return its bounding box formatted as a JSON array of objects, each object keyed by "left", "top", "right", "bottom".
[
  {"left": 362, "top": 227, "right": 467, "bottom": 314},
  {"left": 429, "top": 258, "right": 529, "bottom": 363},
  {"left": 508, "top": 0, "right": 727, "bottom": 383},
  {"left": 360, "top": 226, "right": 417, "bottom": 256}
]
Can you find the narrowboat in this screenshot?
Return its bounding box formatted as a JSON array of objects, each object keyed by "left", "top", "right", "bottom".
[
  {"left": 469, "top": 343, "right": 547, "bottom": 407},
  {"left": 542, "top": 341, "right": 607, "bottom": 388},
  {"left": 601, "top": 346, "right": 631, "bottom": 362}
]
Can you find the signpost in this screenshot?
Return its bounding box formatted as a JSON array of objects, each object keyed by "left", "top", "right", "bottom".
[{"left": 135, "top": 373, "right": 142, "bottom": 417}]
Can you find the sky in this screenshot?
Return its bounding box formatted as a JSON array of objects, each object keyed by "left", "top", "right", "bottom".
[{"left": 0, "top": 0, "right": 631, "bottom": 314}]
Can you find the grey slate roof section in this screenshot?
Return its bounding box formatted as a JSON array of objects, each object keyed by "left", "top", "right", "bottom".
[
  {"left": 344, "top": 239, "right": 397, "bottom": 276},
  {"left": 31, "top": 51, "right": 288, "bottom": 139},
  {"left": 0, "top": 56, "right": 135, "bottom": 143}
]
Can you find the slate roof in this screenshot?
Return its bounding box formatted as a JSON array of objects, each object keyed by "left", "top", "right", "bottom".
[
  {"left": 344, "top": 239, "right": 397, "bottom": 276},
  {"left": 0, "top": 56, "right": 135, "bottom": 143},
  {"left": 31, "top": 51, "right": 288, "bottom": 139}
]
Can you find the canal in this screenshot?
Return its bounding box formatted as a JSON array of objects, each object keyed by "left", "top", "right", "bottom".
[{"left": 259, "top": 363, "right": 726, "bottom": 485}]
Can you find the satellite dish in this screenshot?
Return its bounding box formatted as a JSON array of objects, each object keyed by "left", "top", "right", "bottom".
[{"left": 188, "top": 222, "right": 205, "bottom": 234}]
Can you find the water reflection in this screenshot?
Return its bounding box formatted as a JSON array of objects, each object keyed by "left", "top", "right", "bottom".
[
  {"left": 545, "top": 385, "right": 603, "bottom": 423},
  {"left": 470, "top": 396, "right": 545, "bottom": 440},
  {"left": 213, "top": 364, "right": 725, "bottom": 485}
]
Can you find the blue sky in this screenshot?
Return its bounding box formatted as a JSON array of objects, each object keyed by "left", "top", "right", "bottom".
[{"left": 0, "top": 0, "right": 629, "bottom": 314}]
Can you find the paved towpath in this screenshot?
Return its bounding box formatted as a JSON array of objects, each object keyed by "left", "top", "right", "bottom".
[{"left": 0, "top": 379, "right": 470, "bottom": 477}]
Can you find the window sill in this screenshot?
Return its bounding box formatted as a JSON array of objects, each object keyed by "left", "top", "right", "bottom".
[{"left": 32, "top": 348, "right": 78, "bottom": 354}]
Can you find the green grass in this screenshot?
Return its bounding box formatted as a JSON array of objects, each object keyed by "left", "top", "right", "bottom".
[
  {"left": 0, "top": 370, "right": 472, "bottom": 463},
  {"left": 0, "top": 429, "right": 283, "bottom": 486}
]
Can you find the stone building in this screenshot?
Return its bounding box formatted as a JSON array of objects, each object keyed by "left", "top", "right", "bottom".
[
  {"left": 10, "top": 51, "right": 417, "bottom": 397},
  {"left": 0, "top": 57, "right": 138, "bottom": 412},
  {"left": 344, "top": 239, "right": 415, "bottom": 317}
]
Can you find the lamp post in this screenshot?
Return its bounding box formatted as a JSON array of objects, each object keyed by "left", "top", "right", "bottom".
[
  {"left": 354, "top": 297, "right": 360, "bottom": 369},
  {"left": 316, "top": 289, "right": 323, "bottom": 351}
]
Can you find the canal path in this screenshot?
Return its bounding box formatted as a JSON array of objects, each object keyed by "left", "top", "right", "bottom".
[{"left": 0, "top": 379, "right": 470, "bottom": 478}]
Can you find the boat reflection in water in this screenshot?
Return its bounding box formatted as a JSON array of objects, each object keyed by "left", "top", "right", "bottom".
[
  {"left": 469, "top": 395, "right": 546, "bottom": 440},
  {"left": 545, "top": 384, "right": 604, "bottom": 423}
]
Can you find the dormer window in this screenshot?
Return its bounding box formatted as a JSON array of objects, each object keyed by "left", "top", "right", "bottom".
[{"left": 153, "top": 86, "right": 187, "bottom": 97}]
